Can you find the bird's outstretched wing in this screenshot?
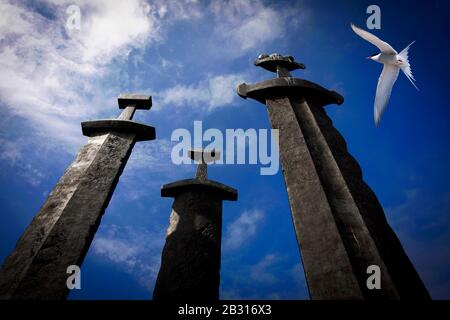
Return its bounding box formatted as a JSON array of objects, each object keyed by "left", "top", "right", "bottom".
[
  {"left": 374, "top": 64, "right": 400, "bottom": 125},
  {"left": 351, "top": 23, "right": 397, "bottom": 54}
]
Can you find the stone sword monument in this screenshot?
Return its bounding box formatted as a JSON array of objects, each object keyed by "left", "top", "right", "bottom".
[
  {"left": 153, "top": 149, "right": 237, "bottom": 301},
  {"left": 0, "top": 94, "right": 155, "bottom": 300},
  {"left": 237, "top": 53, "right": 430, "bottom": 300}
]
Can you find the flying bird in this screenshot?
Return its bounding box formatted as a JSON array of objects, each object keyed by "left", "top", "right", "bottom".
[{"left": 351, "top": 23, "right": 418, "bottom": 126}]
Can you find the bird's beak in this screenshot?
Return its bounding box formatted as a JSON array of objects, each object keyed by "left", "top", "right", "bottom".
[{"left": 366, "top": 56, "right": 372, "bottom": 60}]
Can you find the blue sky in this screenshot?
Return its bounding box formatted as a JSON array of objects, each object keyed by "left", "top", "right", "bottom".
[{"left": 0, "top": 0, "right": 449, "bottom": 300}]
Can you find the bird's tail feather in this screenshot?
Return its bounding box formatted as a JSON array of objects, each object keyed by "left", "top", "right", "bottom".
[{"left": 398, "top": 41, "right": 419, "bottom": 91}]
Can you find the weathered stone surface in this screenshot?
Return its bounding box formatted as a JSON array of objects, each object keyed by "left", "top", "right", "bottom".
[
  {"left": 237, "top": 77, "right": 343, "bottom": 106},
  {"left": 237, "top": 54, "right": 430, "bottom": 300},
  {"left": 153, "top": 179, "right": 237, "bottom": 301},
  {"left": 305, "top": 100, "right": 430, "bottom": 299},
  {"left": 269, "top": 97, "right": 400, "bottom": 299},
  {"left": 0, "top": 131, "right": 136, "bottom": 299},
  {"left": 0, "top": 133, "right": 104, "bottom": 299},
  {"left": 0, "top": 94, "right": 155, "bottom": 300},
  {"left": 161, "top": 179, "right": 238, "bottom": 202},
  {"left": 255, "top": 53, "right": 305, "bottom": 76},
  {"left": 81, "top": 119, "right": 155, "bottom": 141},
  {"left": 266, "top": 97, "right": 366, "bottom": 299}
]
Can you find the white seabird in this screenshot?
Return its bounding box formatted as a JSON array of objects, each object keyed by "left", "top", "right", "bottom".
[{"left": 351, "top": 23, "right": 418, "bottom": 126}]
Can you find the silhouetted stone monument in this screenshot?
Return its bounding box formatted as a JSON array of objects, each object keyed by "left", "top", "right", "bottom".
[
  {"left": 0, "top": 94, "right": 155, "bottom": 300},
  {"left": 153, "top": 149, "right": 237, "bottom": 301},
  {"left": 237, "top": 53, "right": 430, "bottom": 300}
]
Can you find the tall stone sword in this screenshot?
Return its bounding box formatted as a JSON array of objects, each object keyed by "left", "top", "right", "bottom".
[
  {"left": 237, "top": 53, "right": 430, "bottom": 300},
  {"left": 153, "top": 149, "right": 237, "bottom": 301},
  {"left": 0, "top": 94, "right": 155, "bottom": 300}
]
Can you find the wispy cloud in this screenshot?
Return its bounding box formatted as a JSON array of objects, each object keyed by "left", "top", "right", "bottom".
[
  {"left": 0, "top": 0, "right": 304, "bottom": 187},
  {"left": 209, "top": 0, "right": 303, "bottom": 57},
  {"left": 155, "top": 73, "right": 245, "bottom": 112},
  {"left": 117, "top": 138, "right": 194, "bottom": 202},
  {"left": 221, "top": 253, "right": 308, "bottom": 300},
  {"left": 127, "top": 138, "right": 176, "bottom": 173},
  {"left": 0, "top": 136, "right": 62, "bottom": 186},
  {"left": 92, "top": 224, "right": 165, "bottom": 290},
  {"left": 0, "top": 0, "right": 208, "bottom": 145},
  {"left": 0, "top": 0, "right": 160, "bottom": 149},
  {"left": 223, "top": 208, "right": 264, "bottom": 250},
  {"left": 0, "top": 0, "right": 202, "bottom": 185},
  {"left": 250, "top": 253, "right": 280, "bottom": 285}
]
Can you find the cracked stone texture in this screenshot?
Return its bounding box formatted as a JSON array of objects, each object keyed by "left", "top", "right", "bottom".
[
  {"left": 266, "top": 97, "right": 365, "bottom": 299},
  {"left": 264, "top": 96, "right": 430, "bottom": 300},
  {"left": 153, "top": 184, "right": 235, "bottom": 301},
  {"left": 301, "top": 99, "right": 430, "bottom": 299},
  {"left": 0, "top": 131, "right": 136, "bottom": 300}
]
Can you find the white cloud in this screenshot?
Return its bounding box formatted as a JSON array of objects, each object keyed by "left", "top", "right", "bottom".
[
  {"left": 155, "top": 0, "right": 203, "bottom": 21},
  {"left": 0, "top": 0, "right": 305, "bottom": 187},
  {"left": 208, "top": 0, "right": 303, "bottom": 57},
  {"left": 157, "top": 73, "right": 244, "bottom": 112},
  {"left": 0, "top": 0, "right": 160, "bottom": 151},
  {"left": 223, "top": 7, "right": 282, "bottom": 52},
  {"left": 68, "top": 0, "right": 158, "bottom": 63},
  {"left": 0, "top": 136, "right": 52, "bottom": 186},
  {"left": 221, "top": 253, "right": 308, "bottom": 299},
  {"left": 116, "top": 138, "right": 194, "bottom": 202},
  {"left": 250, "top": 253, "right": 280, "bottom": 285},
  {"left": 0, "top": 0, "right": 205, "bottom": 148},
  {"left": 0, "top": 0, "right": 195, "bottom": 185},
  {"left": 93, "top": 236, "right": 139, "bottom": 269},
  {"left": 127, "top": 138, "right": 175, "bottom": 172},
  {"left": 92, "top": 224, "right": 165, "bottom": 289},
  {"left": 223, "top": 208, "right": 264, "bottom": 250}
]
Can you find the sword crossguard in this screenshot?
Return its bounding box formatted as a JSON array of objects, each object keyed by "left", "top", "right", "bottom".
[
  {"left": 81, "top": 93, "right": 155, "bottom": 140},
  {"left": 254, "top": 53, "right": 305, "bottom": 78}
]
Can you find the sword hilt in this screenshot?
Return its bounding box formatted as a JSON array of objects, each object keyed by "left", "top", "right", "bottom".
[
  {"left": 254, "top": 53, "right": 305, "bottom": 78},
  {"left": 117, "top": 94, "right": 152, "bottom": 120},
  {"left": 189, "top": 149, "right": 220, "bottom": 181}
]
